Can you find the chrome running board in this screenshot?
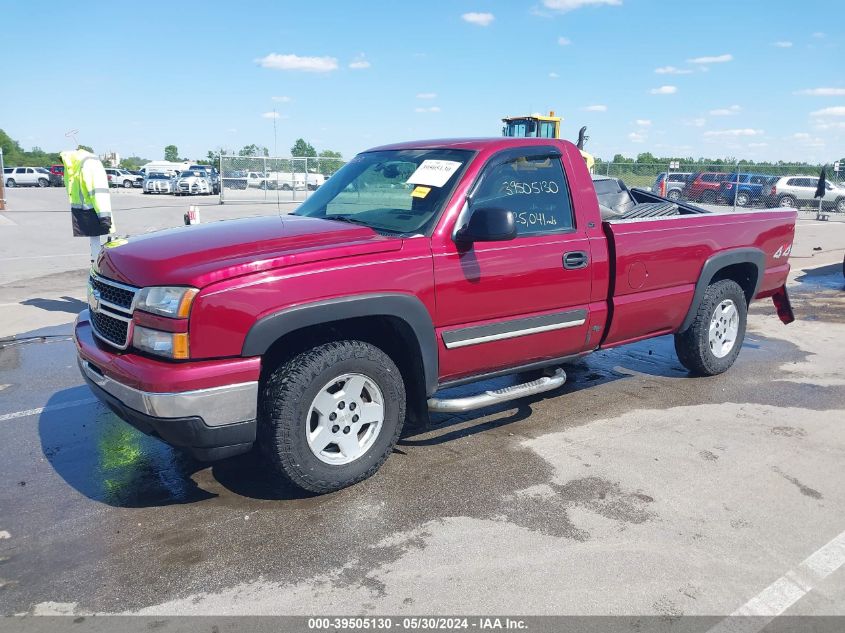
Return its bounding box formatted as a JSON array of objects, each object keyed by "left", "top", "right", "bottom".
[{"left": 427, "top": 368, "right": 567, "bottom": 413}]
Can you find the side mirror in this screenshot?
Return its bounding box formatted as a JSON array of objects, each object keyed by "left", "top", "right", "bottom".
[{"left": 457, "top": 207, "right": 517, "bottom": 243}]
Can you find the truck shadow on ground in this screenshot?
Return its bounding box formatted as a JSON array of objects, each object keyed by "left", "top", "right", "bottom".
[
  {"left": 37, "top": 330, "right": 793, "bottom": 508},
  {"left": 21, "top": 296, "right": 87, "bottom": 315},
  {"left": 36, "top": 387, "right": 319, "bottom": 507}
]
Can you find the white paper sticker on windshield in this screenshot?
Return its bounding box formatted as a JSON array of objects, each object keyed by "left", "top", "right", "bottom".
[{"left": 406, "top": 160, "right": 463, "bottom": 188}]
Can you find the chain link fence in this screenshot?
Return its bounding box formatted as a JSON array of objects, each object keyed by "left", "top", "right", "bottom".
[
  {"left": 218, "top": 155, "right": 345, "bottom": 204},
  {"left": 596, "top": 161, "right": 845, "bottom": 215}
]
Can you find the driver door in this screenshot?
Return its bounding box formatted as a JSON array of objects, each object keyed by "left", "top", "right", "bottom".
[{"left": 432, "top": 148, "right": 593, "bottom": 382}]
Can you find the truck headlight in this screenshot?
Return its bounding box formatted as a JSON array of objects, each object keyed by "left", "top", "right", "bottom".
[
  {"left": 133, "top": 325, "right": 190, "bottom": 359},
  {"left": 136, "top": 286, "right": 198, "bottom": 318}
]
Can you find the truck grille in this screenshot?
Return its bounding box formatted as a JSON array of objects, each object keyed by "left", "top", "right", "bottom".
[
  {"left": 90, "top": 274, "right": 135, "bottom": 310},
  {"left": 90, "top": 309, "right": 130, "bottom": 348},
  {"left": 88, "top": 273, "right": 138, "bottom": 350}
]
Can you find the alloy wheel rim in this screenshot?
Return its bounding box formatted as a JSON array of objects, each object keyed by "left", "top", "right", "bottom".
[
  {"left": 305, "top": 373, "right": 385, "bottom": 465},
  {"left": 709, "top": 299, "right": 739, "bottom": 358}
]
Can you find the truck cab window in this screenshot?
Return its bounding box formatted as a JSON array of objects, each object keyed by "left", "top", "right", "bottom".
[{"left": 472, "top": 155, "right": 574, "bottom": 235}]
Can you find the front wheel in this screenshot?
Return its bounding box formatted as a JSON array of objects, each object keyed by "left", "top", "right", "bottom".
[
  {"left": 836, "top": 198, "right": 845, "bottom": 214},
  {"left": 37, "top": 178, "right": 49, "bottom": 188},
  {"left": 122, "top": 180, "right": 132, "bottom": 189},
  {"left": 674, "top": 279, "right": 747, "bottom": 376},
  {"left": 778, "top": 195, "right": 796, "bottom": 208},
  {"left": 258, "top": 340, "right": 406, "bottom": 493}
]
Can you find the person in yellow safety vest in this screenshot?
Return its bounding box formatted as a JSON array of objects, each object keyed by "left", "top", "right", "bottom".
[{"left": 60, "top": 148, "right": 115, "bottom": 236}]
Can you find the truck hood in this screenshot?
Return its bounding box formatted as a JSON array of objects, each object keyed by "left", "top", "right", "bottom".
[{"left": 96, "top": 215, "right": 402, "bottom": 288}]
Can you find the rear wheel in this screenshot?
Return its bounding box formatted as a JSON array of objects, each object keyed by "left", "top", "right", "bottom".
[
  {"left": 674, "top": 279, "right": 747, "bottom": 376},
  {"left": 258, "top": 340, "right": 406, "bottom": 493},
  {"left": 667, "top": 189, "right": 681, "bottom": 201},
  {"left": 736, "top": 192, "right": 750, "bottom": 206},
  {"left": 836, "top": 198, "right": 845, "bottom": 214},
  {"left": 5, "top": 179, "right": 15, "bottom": 187}
]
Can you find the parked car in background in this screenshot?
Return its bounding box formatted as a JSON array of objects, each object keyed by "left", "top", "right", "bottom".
[
  {"left": 247, "top": 171, "right": 268, "bottom": 188},
  {"left": 49, "top": 164, "right": 65, "bottom": 187},
  {"left": 143, "top": 172, "right": 177, "bottom": 194},
  {"left": 186, "top": 165, "right": 219, "bottom": 194},
  {"left": 765, "top": 176, "right": 845, "bottom": 212},
  {"left": 4, "top": 166, "right": 51, "bottom": 187},
  {"left": 684, "top": 171, "right": 731, "bottom": 204},
  {"left": 306, "top": 172, "right": 325, "bottom": 191},
  {"left": 652, "top": 172, "right": 692, "bottom": 201},
  {"left": 718, "top": 174, "right": 777, "bottom": 207},
  {"left": 222, "top": 169, "right": 248, "bottom": 190},
  {"left": 105, "top": 168, "right": 143, "bottom": 189},
  {"left": 175, "top": 169, "right": 212, "bottom": 195}
]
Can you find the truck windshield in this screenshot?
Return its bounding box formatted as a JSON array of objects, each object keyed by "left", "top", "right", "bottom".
[{"left": 295, "top": 149, "right": 473, "bottom": 234}]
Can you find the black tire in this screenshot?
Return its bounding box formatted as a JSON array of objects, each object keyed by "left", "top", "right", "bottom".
[
  {"left": 667, "top": 189, "right": 681, "bottom": 201},
  {"left": 736, "top": 192, "right": 750, "bottom": 207},
  {"left": 836, "top": 198, "right": 845, "bottom": 214},
  {"left": 122, "top": 179, "right": 132, "bottom": 188},
  {"left": 37, "top": 178, "right": 49, "bottom": 188},
  {"left": 674, "top": 279, "right": 747, "bottom": 376},
  {"left": 5, "top": 179, "right": 15, "bottom": 187},
  {"left": 258, "top": 340, "right": 406, "bottom": 493},
  {"left": 778, "top": 195, "right": 796, "bottom": 208},
  {"left": 281, "top": 183, "right": 291, "bottom": 191}
]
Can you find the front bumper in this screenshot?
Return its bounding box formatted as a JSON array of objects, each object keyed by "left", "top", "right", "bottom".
[{"left": 75, "top": 313, "right": 260, "bottom": 460}]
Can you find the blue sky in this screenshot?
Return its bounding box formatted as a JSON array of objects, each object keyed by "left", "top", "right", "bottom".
[{"left": 2, "top": 0, "right": 842, "bottom": 163}]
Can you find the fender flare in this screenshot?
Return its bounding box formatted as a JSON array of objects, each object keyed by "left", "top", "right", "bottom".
[
  {"left": 242, "top": 293, "right": 439, "bottom": 396},
  {"left": 679, "top": 248, "right": 765, "bottom": 333}
]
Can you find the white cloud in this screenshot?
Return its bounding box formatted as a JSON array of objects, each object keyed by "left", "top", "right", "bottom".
[
  {"left": 650, "top": 85, "right": 677, "bottom": 95},
  {"left": 583, "top": 104, "right": 607, "bottom": 112},
  {"left": 709, "top": 105, "right": 741, "bottom": 116},
  {"left": 687, "top": 54, "right": 733, "bottom": 64},
  {"left": 798, "top": 88, "right": 845, "bottom": 96},
  {"left": 748, "top": 143, "right": 768, "bottom": 148},
  {"left": 654, "top": 66, "right": 692, "bottom": 75},
  {"left": 348, "top": 54, "right": 371, "bottom": 70},
  {"left": 628, "top": 131, "right": 646, "bottom": 143},
  {"left": 772, "top": 41, "right": 793, "bottom": 48},
  {"left": 811, "top": 106, "right": 845, "bottom": 117},
  {"left": 261, "top": 112, "right": 282, "bottom": 119},
  {"left": 557, "top": 36, "right": 571, "bottom": 46},
  {"left": 703, "top": 128, "right": 763, "bottom": 137},
  {"left": 635, "top": 119, "right": 652, "bottom": 126},
  {"left": 792, "top": 133, "right": 811, "bottom": 140},
  {"left": 814, "top": 121, "right": 845, "bottom": 130},
  {"left": 416, "top": 92, "right": 437, "bottom": 99},
  {"left": 271, "top": 96, "right": 292, "bottom": 102},
  {"left": 461, "top": 12, "right": 494, "bottom": 26},
  {"left": 548, "top": 72, "right": 560, "bottom": 79},
  {"left": 684, "top": 118, "right": 706, "bottom": 127},
  {"left": 255, "top": 53, "right": 338, "bottom": 72},
  {"left": 542, "top": 0, "right": 622, "bottom": 12},
  {"left": 812, "top": 32, "right": 825, "bottom": 39},
  {"left": 415, "top": 106, "right": 441, "bottom": 113}
]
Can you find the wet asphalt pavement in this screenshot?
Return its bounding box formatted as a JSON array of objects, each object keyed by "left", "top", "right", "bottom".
[{"left": 1, "top": 219, "right": 844, "bottom": 616}]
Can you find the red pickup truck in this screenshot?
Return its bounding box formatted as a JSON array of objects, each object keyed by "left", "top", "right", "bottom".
[{"left": 75, "top": 138, "right": 796, "bottom": 493}]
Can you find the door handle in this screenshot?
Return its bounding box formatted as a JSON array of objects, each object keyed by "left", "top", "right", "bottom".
[{"left": 562, "top": 251, "right": 589, "bottom": 270}]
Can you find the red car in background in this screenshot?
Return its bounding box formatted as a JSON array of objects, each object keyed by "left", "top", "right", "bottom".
[
  {"left": 684, "top": 171, "right": 731, "bottom": 204},
  {"left": 48, "top": 164, "right": 64, "bottom": 187}
]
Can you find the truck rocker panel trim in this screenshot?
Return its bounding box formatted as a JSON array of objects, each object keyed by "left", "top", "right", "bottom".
[{"left": 441, "top": 309, "right": 588, "bottom": 349}]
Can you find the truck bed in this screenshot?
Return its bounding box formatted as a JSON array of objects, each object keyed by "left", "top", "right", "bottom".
[{"left": 598, "top": 199, "right": 796, "bottom": 347}]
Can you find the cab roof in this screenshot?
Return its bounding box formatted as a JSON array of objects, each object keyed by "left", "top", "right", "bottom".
[{"left": 365, "top": 137, "right": 573, "bottom": 154}]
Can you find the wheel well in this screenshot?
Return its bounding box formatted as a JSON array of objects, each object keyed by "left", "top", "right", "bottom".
[
  {"left": 709, "top": 262, "right": 757, "bottom": 305},
  {"left": 260, "top": 316, "right": 429, "bottom": 428}
]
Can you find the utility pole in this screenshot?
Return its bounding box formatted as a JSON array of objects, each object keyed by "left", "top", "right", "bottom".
[{"left": 0, "top": 147, "right": 6, "bottom": 211}]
